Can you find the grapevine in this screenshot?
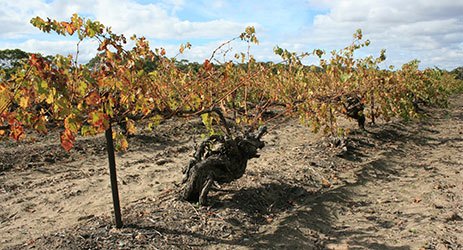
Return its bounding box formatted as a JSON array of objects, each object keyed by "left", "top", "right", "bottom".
[{"left": 1, "top": 14, "right": 462, "bottom": 227}]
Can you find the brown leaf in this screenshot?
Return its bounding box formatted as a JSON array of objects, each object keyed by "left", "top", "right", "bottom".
[
  {"left": 10, "top": 125, "right": 23, "bottom": 141},
  {"left": 85, "top": 91, "right": 101, "bottom": 106},
  {"left": 25, "top": 240, "right": 35, "bottom": 246},
  {"left": 322, "top": 180, "right": 331, "bottom": 188}
]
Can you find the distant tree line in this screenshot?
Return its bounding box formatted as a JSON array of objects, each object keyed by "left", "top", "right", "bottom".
[
  {"left": 1, "top": 48, "right": 462, "bottom": 80},
  {"left": 0, "top": 49, "right": 54, "bottom": 80}
]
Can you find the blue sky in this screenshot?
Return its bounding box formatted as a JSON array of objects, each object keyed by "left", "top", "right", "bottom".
[{"left": 0, "top": 0, "right": 462, "bottom": 69}]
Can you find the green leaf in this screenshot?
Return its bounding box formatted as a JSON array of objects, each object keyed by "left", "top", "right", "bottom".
[
  {"left": 273, "top": 46, "right": 283, "bottom": 56},
  {"left": 65, "top": 114, "right": 80, "bottom": 134},
  {"left": 37, "top": 80, "right": 49, "bottom": 95}
]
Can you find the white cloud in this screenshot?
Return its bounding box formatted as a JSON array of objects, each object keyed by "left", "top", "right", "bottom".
[
  {"left": 91, "top": 0, "right": 256, "bottom": 39},
  {"left": 162, "top": 0, "right": 185, "bottom": 14},
  {"left": 296, "top": 0, "right": 463, "bottom": 69},
  {"left": 0, "top": 0, "right": 255, "bottom": 39},
  {"left": 0, "top": 0, "right": 462, "bottom": 69},
  {"left": 0, "top": 0, "right": 258, "bottom": 64}
]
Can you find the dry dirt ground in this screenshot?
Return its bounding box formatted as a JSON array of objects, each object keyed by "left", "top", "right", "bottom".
[{"left": 1, "top": 95, "right": 462, "bottom": 249}]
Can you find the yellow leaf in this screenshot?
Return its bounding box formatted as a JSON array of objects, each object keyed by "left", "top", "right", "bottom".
[
  {"left": 65, "top": 23, "right": 75, "bottom": 35},
  {"left": 125, "top": 119, "right": 136, "bottom": 134},
  {"left": 106, "top": 50, "right": 113, "bottom": 59},
  {"left": 19, "top": 96, "right": 29, "bottom": 109},
  {"left": 120, "top": 137, "right": 128, "bottom": 150},
  {"left": 64, "top": 114, "right": 79, "bottom": 134}
]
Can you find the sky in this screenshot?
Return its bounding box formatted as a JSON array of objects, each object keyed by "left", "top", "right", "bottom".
[{"left": 0, "top": 0, "right": 462, "bottom": 70}]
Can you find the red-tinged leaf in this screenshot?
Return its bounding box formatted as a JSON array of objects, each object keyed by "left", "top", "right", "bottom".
[
  {"left": 119, "top": 136, "right": 128, "bottom": 151},
  {"left": 88, "top": 111, "right": 110, "bottom": 131},
  {"left": 61, "top": 139, "right": 73, "bottom": 151},
  {"left": 60, "top": 129, "right": 75, "bottom": 151},
  {"left": 203, "top": 59, "right": 213, "bottom": 71},
  {"left": 64, "top": 114, "right": 79, "bottom": 134},
  {"left": 86, "top": 92, "right": 101, "bottom": 106},
  {"left": 125, "top": 119, "right": 136, "bottom": 134},
  {"left": 8, "top": 117, "right": 18, "bottom": 125},
  {"left": 0, "top": 130, "right": 5, "bottom": 136},
  {"left": 25, "top": 240, "right": 35, "bottom": 246},
  {"left": 88, "top": 111, "right": 101, "bottom": 124},
  {"left": 113, "top": 131, "right": 128, "bottom": 151},
  {"left": 10, "top": 125, "right": 23, "bottom": 141},
  {"left": 29, "top": 53, "right": 38, "bottom": 64},
  {"left": 413, "top": 198, "right": 422, "bottom": 203}
]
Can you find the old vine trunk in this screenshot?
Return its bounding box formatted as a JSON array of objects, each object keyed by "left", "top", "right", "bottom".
[{"left": 180, "top": 126, "right": 267, "bottom": 205}]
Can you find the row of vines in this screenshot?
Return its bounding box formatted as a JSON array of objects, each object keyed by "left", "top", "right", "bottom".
[{"left": 1, "top": 15, "right": 462, "bottom": 227}]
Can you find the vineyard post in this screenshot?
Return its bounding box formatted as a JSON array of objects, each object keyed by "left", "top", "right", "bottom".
[{"left": 104, "top": 122, "right": 123, "bottom": 228}]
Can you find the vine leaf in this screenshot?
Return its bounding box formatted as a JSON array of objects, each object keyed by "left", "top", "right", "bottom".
[
  {"left": 10, "top": 125, "right": 24, "bottom": 141},
  {"left": 88, "top": 111, "right": 110, "bottom": 132},
  {"left": 86, "top": 92, "right": 101, "bottom": 106},
  {"left": 34, "top": 116, "right": 48, "bottom": 134},
  {"left": 60, "top": 128, "right": 75, "bottom": 151}
]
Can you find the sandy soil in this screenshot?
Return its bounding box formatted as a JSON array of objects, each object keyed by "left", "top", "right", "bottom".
[{"left": 1, "top": 95, "right": 462, "bottom": 249}]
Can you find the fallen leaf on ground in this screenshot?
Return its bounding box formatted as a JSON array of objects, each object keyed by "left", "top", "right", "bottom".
[{"left": 322, "top": 180, "right": 331, "bottom": 188}]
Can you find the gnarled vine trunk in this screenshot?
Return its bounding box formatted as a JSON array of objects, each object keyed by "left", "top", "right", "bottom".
[
  {"left": 343, "top": 94, "right": 365, "bottom": 130},
  {"left": 180, "top": 126, "right": 267, "bottom": 205}
]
